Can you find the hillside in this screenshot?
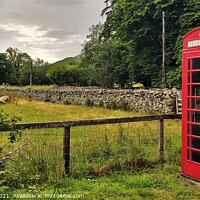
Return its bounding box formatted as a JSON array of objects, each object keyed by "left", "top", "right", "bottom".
[{"left": 48, "top": 54, "right": 81, "bottom": 70}]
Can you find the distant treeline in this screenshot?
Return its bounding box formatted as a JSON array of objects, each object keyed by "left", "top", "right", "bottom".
[{"left": 0, "top": 48, "right": 50, "bottom": 86}]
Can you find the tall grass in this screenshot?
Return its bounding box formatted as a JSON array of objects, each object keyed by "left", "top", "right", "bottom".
[{"left": 1, "top": 95, "right": 189, "bottom": 199}]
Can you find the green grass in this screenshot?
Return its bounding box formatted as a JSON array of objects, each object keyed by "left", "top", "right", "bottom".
[
  {"left": 1, "top": 96, "right": 200, "bottom": 199},
  {"left": 6, "top": 167, "right": 200, "bottom": 200},
  {"left": 2, "top": 96, "right": 137, "bottom": 122}
]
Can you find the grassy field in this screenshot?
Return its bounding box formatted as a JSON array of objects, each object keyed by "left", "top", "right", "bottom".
[{"left": 0, "top": 96, "right": 200, "bottom": 199}]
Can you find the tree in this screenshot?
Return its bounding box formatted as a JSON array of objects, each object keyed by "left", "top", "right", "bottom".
[
  {"left": 81, "top": 23, "right": 104, "bottom": 67},
  {"left": 17, "top": 53, "right": 32, "bottom": 85},
  {"left": 81, "top": 22, "right": 119, "bottom": 88},
  {"left": 31, "top": 58, "right": 50, "bottom": 85},
  {"left": 92, "top": 0, "right": 200, "bottom": 88},
  {"left": 6, "top": 48, "right": 32, "bottom": 85},
  {"left": 6, "top": 48, "right": 22, "bottom": 84},
  {"left": 47, "top": 64, "right": 88, "bottom": 86},
  {"left": 0, "top": 53, "right": 15, "bottom": 85}
]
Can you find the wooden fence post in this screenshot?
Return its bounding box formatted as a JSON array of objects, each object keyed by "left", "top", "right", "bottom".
[
  {"left": 158, "top": 119, "right": 164, "bottom": 161},
  {"left": 63, "top": 126, "right": 70, "bottom": 174}
]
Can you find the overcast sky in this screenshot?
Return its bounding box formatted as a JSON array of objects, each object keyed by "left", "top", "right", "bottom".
[{"left": 0, "top": 0, "right": 105, "bottom": 63}]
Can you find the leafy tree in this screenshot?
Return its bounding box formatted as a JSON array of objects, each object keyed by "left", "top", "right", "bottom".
[
  {"left": 6, "top": 48, "right": 32, "bottom": 85},
  {"left": 81, "top": 0, "right": 200, "bottom": 88},
  {"left": 47, "top": 65, "right": 87, "bottom": 86},
  {"left": 81, "top": 36, "right": 114, "bottom": 88},
  {"left": 19, "top": 58, "right": 50, "bottom": 85},
  {"left": 18, "top": 53, "right": 32, "bottom": 85},
  {"left": 6, "top": 47, "right": 22, "bottom": 84},
  {"left": 32, "top": 58, "right": 50, "bottom": 85},
  {"left": 18, "top": 63, "right": 30, "bottom": 85},
  {"left": 112, "top": 41, "right": 130, "bottom": 88},
  {"left": 0, "top": 53, "right": 15, "bottom": 84},
  {"left": 81, "top": 23, "right": 104, "bottom": 68}
]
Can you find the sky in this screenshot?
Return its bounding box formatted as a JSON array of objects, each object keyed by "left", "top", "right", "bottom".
[{"left": 0, "top": 0, "right": 105, "bottom": 63}]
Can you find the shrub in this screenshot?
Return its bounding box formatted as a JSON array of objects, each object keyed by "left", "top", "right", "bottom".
[
  {"left": 85, "top": 98, "right": 94, "bottom": 106},
  {"left": 0, "top": 110, "right": 30, "bottom": 189}
]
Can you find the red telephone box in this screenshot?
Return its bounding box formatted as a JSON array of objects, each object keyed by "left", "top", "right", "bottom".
[{"left": 182, "top": 27, "right": 200, "bottom": 181}]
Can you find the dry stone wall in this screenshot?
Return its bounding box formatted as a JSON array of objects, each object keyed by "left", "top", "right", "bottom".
[{"left": 0, "top": 87, "right": 178, "bottom": 114}]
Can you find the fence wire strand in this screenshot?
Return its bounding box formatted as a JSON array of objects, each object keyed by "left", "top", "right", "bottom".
[{"left": 1, "top": 119, "right": 181, "bottom": 183}]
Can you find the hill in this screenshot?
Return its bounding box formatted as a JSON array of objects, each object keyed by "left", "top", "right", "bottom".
[{"left": 48, "top": 54, "right": 81, "bottom": 70}]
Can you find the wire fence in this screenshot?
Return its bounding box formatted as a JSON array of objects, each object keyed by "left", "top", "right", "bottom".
[{"left": 1, "top": 114, "right": 181, "bottom": 184}]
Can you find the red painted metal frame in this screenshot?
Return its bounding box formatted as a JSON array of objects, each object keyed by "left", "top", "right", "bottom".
[{"left": 182, "top": 27, "right": 200, "bottom": 180}]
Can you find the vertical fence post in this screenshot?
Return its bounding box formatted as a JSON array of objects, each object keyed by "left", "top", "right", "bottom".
[
  {"left": 63, "top": 126, "right": 70, "bottom": 174},
  {"left": 158, "top": 119, "right": 164, "bottom": 161}
]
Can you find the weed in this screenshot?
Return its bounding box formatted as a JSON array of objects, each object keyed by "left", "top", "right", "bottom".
[
  {"left": 85, "top": 98, "right": 94, "bottom": 106},
  {"left": 109, "top": 100, "right": 118, "bottom": 110},
  {"left": 98, "top": 99, "right": 104, "bottom": 107},
  {"left": 63, "top": 99, "right": 71, "bottom": 105},
  {"left": 118, "top": 99, "right": 130, "bottom": 111}
]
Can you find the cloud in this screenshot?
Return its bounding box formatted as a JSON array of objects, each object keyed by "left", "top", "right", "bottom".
[
  {"left": 0, "top": 23, "right": 54, "bottom": 49},
  {"left": 0, "top": 27, "right": 18, "bottom": 39},
  {"left": 45, "top": 30, "right": 77, "bottom": 39},
  {"left": 0, "top": 23, "right": 48, "bottom": 37},
  {"left": 43, "top": 0, "right": 86, "bottom": 6}
]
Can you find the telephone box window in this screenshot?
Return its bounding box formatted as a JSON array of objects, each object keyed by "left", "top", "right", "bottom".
[
  {"left": 188, "top": 124, "right": 191, "bottom": 134},
  {"left": 187, "top": 111, "right": 191, "bottom": 122},
  {"left": 192, "top": 150, "right": 200, "bottom": 163},
  {"left": 192, "top": 72, "right": 200, "bottom": 83},
  {"left": 188, "top": 86, "right": 190, "bottom": 96},
  {"left": 192, "top": 86, "right": 200, "bottom": 96},
  {"left": 192, "top": 124, "right": 200, "bottom": 136},
  {"left": 187, "top": 149, "right": 190, "bottom": 160},
  {"left": 192, "top": 112, "right": 200, "bottom": 123},
  {"left": 188, "top": 59, "right": 191, "bottom": 70},
  {"left": 192, "top": 138, "right": 200, "bottom": 150},
  {"left": 188, "top": 98, "right": 190, "bottom": 108},
  {"left": 188, "top": 72, "right": 190, "bottom": 83},
  {"left": 192, "top": 58, "right": 200, "bottom": 69},
  {"left": 187, "top": 137, "right": 191, "bottom": 149},
  {"left": 192, "top": 98, "right": 200, "bottom": 109}
]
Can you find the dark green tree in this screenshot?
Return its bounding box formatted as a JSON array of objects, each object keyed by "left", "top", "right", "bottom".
[
  {"left": 31, "top": 58, "right": 50, "bottom": 85},
  {"left": 47, "top": 65, "right": 87, "bottom": 86},
  {"left": 81, "top": 0, "right": 200, "bottom": 88},
  {"left": 6, "top": 48, "right": 32, "bottom": 85},
  {"left": 0, "top": 53, "right": 15, "bottom": 85},
  {"left": 18, "top": 53, "right": 32, "bottom": 85}
]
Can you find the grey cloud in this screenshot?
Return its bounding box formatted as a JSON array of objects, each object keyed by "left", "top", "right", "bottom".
[
  {"left": 42, "top": 0, "right": 86, "bottom": 6},
  {"left": 45, "top": 30, "right": 78, "bottom": 39},
  {"left": 0, "top": 28, "right": 22, "bottom": 39}
]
